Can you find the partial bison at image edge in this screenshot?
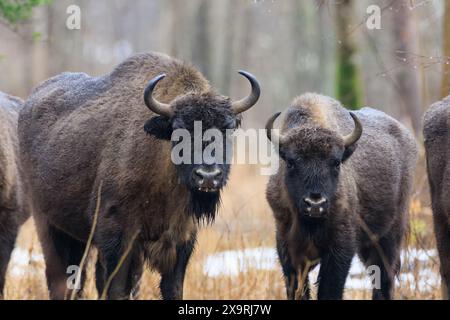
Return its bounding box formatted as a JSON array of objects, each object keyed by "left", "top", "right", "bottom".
[
  {"left": 423, "top": 94, "right": 450, "bottom": 300},
  {"left": 18, "top": 52, "right": 260, "bottom": 300},
  {"left": 0, "top": 92, "right": 30, "bottom": 297},
  {"left": 266, "top": 93, "right": 418, "bottom": 300}
]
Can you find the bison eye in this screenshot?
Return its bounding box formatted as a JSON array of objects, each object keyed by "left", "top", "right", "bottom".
[
  {"left": 333, "top": 159, "right": 341, "bottom": 169},
  {"left": 286, "top": 159, "right": 295, "bottom": 169}
]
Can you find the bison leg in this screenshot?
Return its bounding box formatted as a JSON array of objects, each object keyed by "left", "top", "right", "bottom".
[
  {"left": 100, "top": 250, "right": 133, "bottom": 300},
  {"left": 317, "top": 247, "right": 354, "bottom": 300},
  {"left": 37, "top": 222, "right": 87, "bottom": 300},
  {"left": 284, "top": 272, "right": 298, "bottom": 300},
  {"left": 96, "top": 233, "right": 142, "bottom": 300},
  {"left": 95, "top": 258, "right": 106, "bottom": 297},
  {"left": 159, "top": 236, "right": 196, "bottom": 300},
  {"left": 361, "top": 231, "right": 401, "bottom": 300},
  {"left": 128, "top": 251, "right": 144, "bottom": 299},
  {"left": 276, "top": 235, "right": 305, "bottom": 300},
  {"left": 96, "top": 247, "right": 143, "bottom": 300},
  {"left": 434, "top": 209, "right": 450, "bottom": 300},
  {"left": 0, "top": 218, "right": 18, "bottom": 298},
  {"left": 296, "top": 271, "right": 311, "bottom": 300}
]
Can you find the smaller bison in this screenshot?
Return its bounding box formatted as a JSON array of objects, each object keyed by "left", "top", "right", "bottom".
[
  {"left": 0, "top": 92, "right": 29, "bottom": 297},
  {"left": 265, "top": 93, "right": 417, "bottom": 300},
  {"left": 423, "top": 95, "right": 450, "bottom": 300}
]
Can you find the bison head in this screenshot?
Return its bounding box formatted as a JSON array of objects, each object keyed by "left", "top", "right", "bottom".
[
  {"left": 143, "top": 71, "right": 260, "bottom": 220},
  {"left": 266, "top": 112, "right": 362, "bottom": 221}
]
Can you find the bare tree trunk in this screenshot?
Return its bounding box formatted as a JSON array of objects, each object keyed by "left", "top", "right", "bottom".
[
  {"left": 335, "top": 0, "right": 363, "bottom": 110},
  {"left": 289, "top": 0, "right": 306, "bottom": 91},
  {"left": 442, "top": 0, "right": 450, "bottom": 98},
  {"left": 168, "top": 0, "right": 183, "bottom": 57},
  {"left": 192, "top": 0, "right": 211, "bottom": 78},
  {"left": 316, "top": 1, "right": 328, "bottom": 93},
  {"left": 219, "top": 0, "right": 237, "bottom": 95},
  {"left": 236, "top": 3, "right": 255, "bottom": 71},
  {"left": 30, "top": 6, "right": 50, "bottom": 87},
  {"left": 391, "top": 0, "right": 422, "bottom": 136},
  {"left": 232, "top": 2, "right": 255, "bottom": 102}
]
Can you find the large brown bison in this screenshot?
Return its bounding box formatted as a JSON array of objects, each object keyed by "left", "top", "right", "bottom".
[
  {"left": 0, "top": 92, "right": 29, "bottom": 297},
  {"left": 265, "top": 93, "right": 417, "bottom": 300},
  {"left": 423, "top": 95, "right": 450, "bottom": 300},
  {"left": 18, "top": 52, "right": 260, "bottom": 300}
]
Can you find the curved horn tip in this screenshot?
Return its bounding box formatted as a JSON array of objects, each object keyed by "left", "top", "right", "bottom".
[
  {"left": 349, "top": 111, "right": 362, "bottom": 129},
  {"left": 238, "top": 70, "right": 260, "bottom": 94},
  {"left": 144, "top": 74, "right": 166, "bottom": 96},
  {"left": 144, "top": 73, "right": 173, "bottom": 117},
  {"left": 148, "top": 73, "right": 166, "bottom": 85},
  {"left": 158, "top": 73, "right": 167, "bottom": 80},
  {"left": 267, "top": 112, "right": 282, "bottom": 127},
  {"left": 349, "top": 111, "right": 357, "bottom": 120},
  {"left": 238, "top": 70, "right": 253, "bottom": 77},
  {"left": 344, "top": 111, "right": 363, "bottom": 147},
  {"left": 265, "top": 112, "right": 282, "bottom": 142},
  {"left": 157, "top": 73, "right": 167, "bottom": 79},
  {"left": 231, "top": 70, "right": 261, "bottom": 114}
]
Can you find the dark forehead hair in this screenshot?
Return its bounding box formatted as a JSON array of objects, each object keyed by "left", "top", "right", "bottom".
[
  {"left": 281, "top": 126, "right": 344, "bottom": 159},
  {"left": 171, "top": 92, "right": 239, "bottom": 130}
]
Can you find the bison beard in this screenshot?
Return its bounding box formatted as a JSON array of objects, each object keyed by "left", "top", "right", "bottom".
[{"left": 189, "top": 190, "right": 221, "bottom": 223}]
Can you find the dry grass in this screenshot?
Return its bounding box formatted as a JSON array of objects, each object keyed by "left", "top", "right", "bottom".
[{"left": 3, "top": 160, "right": 444, "bottom": 300}]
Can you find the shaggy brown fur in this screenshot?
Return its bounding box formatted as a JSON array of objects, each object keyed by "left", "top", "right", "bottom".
[
  {"left": 423, "top": 95, "right": 450, "bottom": 300},
  {"left": 19, "top": 52, "right": 254, "bottom": 300},
  {"left": 0, "top": 92, "right": 28, "bottom": 297},
  {"left": 267, "top": 93, "right": 417, "bottom": 300}
]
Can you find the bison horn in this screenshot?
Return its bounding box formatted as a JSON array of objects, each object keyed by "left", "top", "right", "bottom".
[
  {"left": 343, "top": 112, "right": 363, "bottom": 147},
  {"left": 143, "top": 74, "right": 174, "bottom": 118},
  {"left": 231, "top": 70, "right": 261, "bottom": 114},
  {"left": 265, "top": 112, "right": 282, "bottom": 147}
]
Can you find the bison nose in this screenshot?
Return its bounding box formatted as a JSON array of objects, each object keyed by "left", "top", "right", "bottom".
[
  {"left": 303, "top": 194, "right": 328, "bottom": 215},
  {"left": 193, "top": 167, "right": 223, "bottom": 191}
]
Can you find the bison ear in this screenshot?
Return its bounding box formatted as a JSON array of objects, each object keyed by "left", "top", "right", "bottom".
[
  {"left": 342, "top": 143, "right": 357, "bottom": 162},
  {"left": 144, "top": 116, "right": 173, "bottom": 140}
]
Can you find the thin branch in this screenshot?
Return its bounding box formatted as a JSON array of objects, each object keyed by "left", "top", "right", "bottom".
[
  {"left": 69, "top": 180, "right": 103, "bottom": 300},
  {"left": 100, "top": 229, "right": 140, "bottom": 300}
]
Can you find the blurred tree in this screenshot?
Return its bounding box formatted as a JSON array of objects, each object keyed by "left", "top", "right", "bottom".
[
  {"left": 192, "top": 0, "right": 211, "bottom": 78},
  {"left": 335, "top": 0, "right": 363, "bottom": 110},
  {"left": 167, "top": 0, "right": 184, "bottom": 58},
  {"left": 233, "top": 2, "right": 255, "bottom": 101},
  {"left": 442, "top": 0, "right": 450, "bottom": 98},
  {"left": 0, "top": 0, "right": 50, "bottom": 25},
  {"left": 289, "top": 1, "right": 308, "bottom": 92},
  {"left": 236, "top": 2, "right": 255, "bottom": 72},
  {"left": 316, "top": 1, "right": 329, "bottom": 94},
  {"left": 0, "top": 0, "right": 51, "bottom": 95},
  {"left": 218, "top": 0, "right": 238, "bottom": 95},
  {"left": 392, "top": 0, "right": 422, "bottom": 135}
]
